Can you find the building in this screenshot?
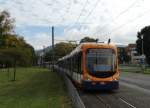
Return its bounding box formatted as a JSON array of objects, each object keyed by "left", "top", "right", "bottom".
[
  {"left": 126, "top": 44, "right": 146, "bottom": 64},
  {"left": 116, "top": 44, "right": 127, "bottom": 64},
  {"left": 117, "top": 43, "right": 145, "bottom": 64}
]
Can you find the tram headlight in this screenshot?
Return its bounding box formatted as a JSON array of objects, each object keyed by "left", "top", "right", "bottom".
[
  {"left": 113, "top": 77, "right": 118, "bottom": 81},
  {"left": 114, "top": 78, "right": 118, "bottom": 81},
  {"left": 85, "top": 74, "right": 91, "bottom": 81}
]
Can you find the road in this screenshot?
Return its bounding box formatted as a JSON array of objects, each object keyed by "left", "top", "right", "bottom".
[{"left": 79, "top": 72, "right": 150, "bottom": 108}]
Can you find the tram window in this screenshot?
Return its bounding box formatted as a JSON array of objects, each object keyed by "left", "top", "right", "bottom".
[
  {"left": 72, "top": 57, "right": 75, "bottom": 72},
  {"left": 74, "top": 55, "right": 78, "bottom": 73},
  {"left": 78, "top": 52, "right": 82, "bottom": 74},
  {"left": 71, "top": 57, "right": 73, "bottom": 72},
  {"left": 67, "top": 59, "right": 69, "bottom": 70},
  {"left": 86, "top": 49, "right": 116, "bottom": 72},
  {"left": 78, "top": 55, "right": 80, "bottom": 73},
  {"left": 69, "top": 58, "right": 71, "bottom": 71}
]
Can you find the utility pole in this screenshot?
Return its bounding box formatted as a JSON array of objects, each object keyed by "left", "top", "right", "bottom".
[
  {"left": 52, "top": 26, "right": 54, "bottom": 71},
  {"left": 142, "top": 35, "right": 144, "bottom": 55},
  {"left": 141, "top": 35, "right": 145, "bottom": 73}
]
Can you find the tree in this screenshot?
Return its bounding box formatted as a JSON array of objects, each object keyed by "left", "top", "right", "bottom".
[
  {"left": 0, "top": 11, "right": 14, "bottom": 46},
  {"left": 44, "top": 42, "right": 76, "bottom": 61},
  {"left": 0, "top": 10, "right": 36, "bottom": 67},
  {"left": 0, "top": 10, "right": 36, "bottom": 81},
  {"left": 80, "top": 37, "right": 98, "bottom": 43},
  {"left": 0, "top": 48, "right": 32, "bottom": 81},
  {"left": 0, "top": 10, "right": 14, "bottom": 34},
  {"left": 136, "top": 26, "right": 150, "bottom": 64},
  {"left": 54, "top": 42, "right": 76, "bottom": 57}
]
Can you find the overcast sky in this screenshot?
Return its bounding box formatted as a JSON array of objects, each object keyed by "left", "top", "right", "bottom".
[{"left": 0, "top": 0, "right": 150, "bottom": 49}]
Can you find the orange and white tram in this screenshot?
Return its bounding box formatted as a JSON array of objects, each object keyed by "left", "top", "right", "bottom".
[{"left": 57, "top": 42, "right": 119, "bottom": 90}]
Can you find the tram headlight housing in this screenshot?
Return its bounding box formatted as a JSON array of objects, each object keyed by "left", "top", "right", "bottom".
[
  {"left": 113, "top": 77, "right": 118, "bottom": 81},
  {"left": 85, "top": 74, "right": 91, "bottom": 81}
]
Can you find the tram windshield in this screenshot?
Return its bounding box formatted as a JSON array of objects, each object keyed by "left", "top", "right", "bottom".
[{"left": 86, "top": 48, "right": 116, "bottom": 73}]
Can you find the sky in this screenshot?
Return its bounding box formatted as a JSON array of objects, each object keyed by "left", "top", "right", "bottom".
[{"left": 0, "top": 0, "right": 150, "bottom": 49}]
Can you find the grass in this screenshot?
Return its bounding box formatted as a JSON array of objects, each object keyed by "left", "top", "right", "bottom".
[
  {"left": 142, "top": 68, "right": 150, "bottom": 74},
  {"left": 0, "top": 67, "right": 71, "bottom": 108},
  {"left": 119, "top": 65, "right": 150, "bottom": 74}
]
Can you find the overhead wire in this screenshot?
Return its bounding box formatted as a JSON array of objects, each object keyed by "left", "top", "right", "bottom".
[
  {"left": 70, "top": 0, "right": 102, "bottom": 40},
  {"left": 59, "top": 0, "right": 72, "bottom": 26},
  {"left": 64, "top": 0, "right": 89, "bottom": 31},
  {"left": 53, "top": 0, "right": 89, "bottom": 43},
  {"left": 65, "top": 0, "right": 101, "bottom": 32},
  {"left": 114, "top": 0, "right": 138, "bottom": 20},
  {"left": 54, "top": 39, "right": 80, "bottom": 41},
  {"left": 74, "top": 0, "right": 89, "bottom": 25},
  {"left": 102, "top": 8, "right": 150, "bottom": 36},
  {"left": 54, "top": 39, "right": 80, "bottom": 44},
  {"left": 61, "top": 0, "right": 141, "bottom": 42},
  {"left": 78, "top": 0, "right": 101, "bottom": 29},
  {"left": 93, "top": 0, "right": 139, "bottom": 36}
]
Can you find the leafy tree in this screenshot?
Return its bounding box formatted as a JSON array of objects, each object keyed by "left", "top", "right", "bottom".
[
  {"left": 0, "top": 10, "right": 14, "bottom": 46},
  {"left": 0, "top": 10, "right": 14, "bottom": 34},
  {"left": 0, "top": 10, "right": 36, "bottom": 67},
  {"left": 44, "top": 42, "right": 76, "bottom": 61},
  {"left": 0, "top": 10, "right": 36, "bottom": 81},
  {"left": 80, "top": 37, "right": 98, "bottom": 43},
  {"left": 54, "top": 42, "right": 76, "bottom": 57},
  {"left": 136, "top": 26, "right": 150, "bottom": 64}
]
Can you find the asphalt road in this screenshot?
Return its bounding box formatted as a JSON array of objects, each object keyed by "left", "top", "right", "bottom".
[{"left": 79, "top": 72, "right": 150, "bottom": 108}]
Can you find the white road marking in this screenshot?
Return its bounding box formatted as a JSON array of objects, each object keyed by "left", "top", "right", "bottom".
[{"left": 119, "top": 98, "right": 137, "bottom": 108}]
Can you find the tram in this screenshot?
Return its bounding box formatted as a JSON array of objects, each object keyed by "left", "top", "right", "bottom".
[{"left": 57, "top": 42, "right": 119, "bottom": 90}]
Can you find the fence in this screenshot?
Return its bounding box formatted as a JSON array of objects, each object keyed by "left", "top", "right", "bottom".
[{"left": 54, "top": 65, "right": 85, "bottom": 108}]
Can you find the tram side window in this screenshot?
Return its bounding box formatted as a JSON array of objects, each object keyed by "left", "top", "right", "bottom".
[
  {"left": 78, "top": 53, "right": 82, "bottom": 74},
  {"left": 60, "top": 61, "right": 62, "bottom": 67},
  {"left": 72, "top": 57, "right": 74, "bottom": 72},
  {"left": 63, "top": 60, "right": 65, "bottom": 68},
  {"left": 65, "top": 60, "right": 67, "bottom": 69},
  {"left": 64, "top": 59, "right": 67, "bottom": 69},
  {"left": 74, "top": 54, "right": 79, "bottom": 73},
  {"left": 69, "top": 58, "right": 71, "bottom": 72},
  {"left": 66, "top": 59, "right": 69, "bottom": 70},
  {"left": 71, "top": 57, "right": 73, "bottom": 71},
  {"left": 71, "top": 57, "right": 73, "bottom": 72}
]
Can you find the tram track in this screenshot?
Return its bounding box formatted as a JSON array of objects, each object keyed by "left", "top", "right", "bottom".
[
  {"left": 79, "top": 83, "right": 147, "bottom": 108},
  {"left": 95, "top": 93, "right": 137, "bottom": 108},
  {"left": 94, "top": 92, "right": 137, "bottom": 108},
  {"left": 95, "top": 95, "right": 111, "bottom": 108},
  {"left": 94, "top": 92, "right": 134, "bottom": 108},
  {"left": 119, "top": 97, "right": 137, "bottom": 108}
]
